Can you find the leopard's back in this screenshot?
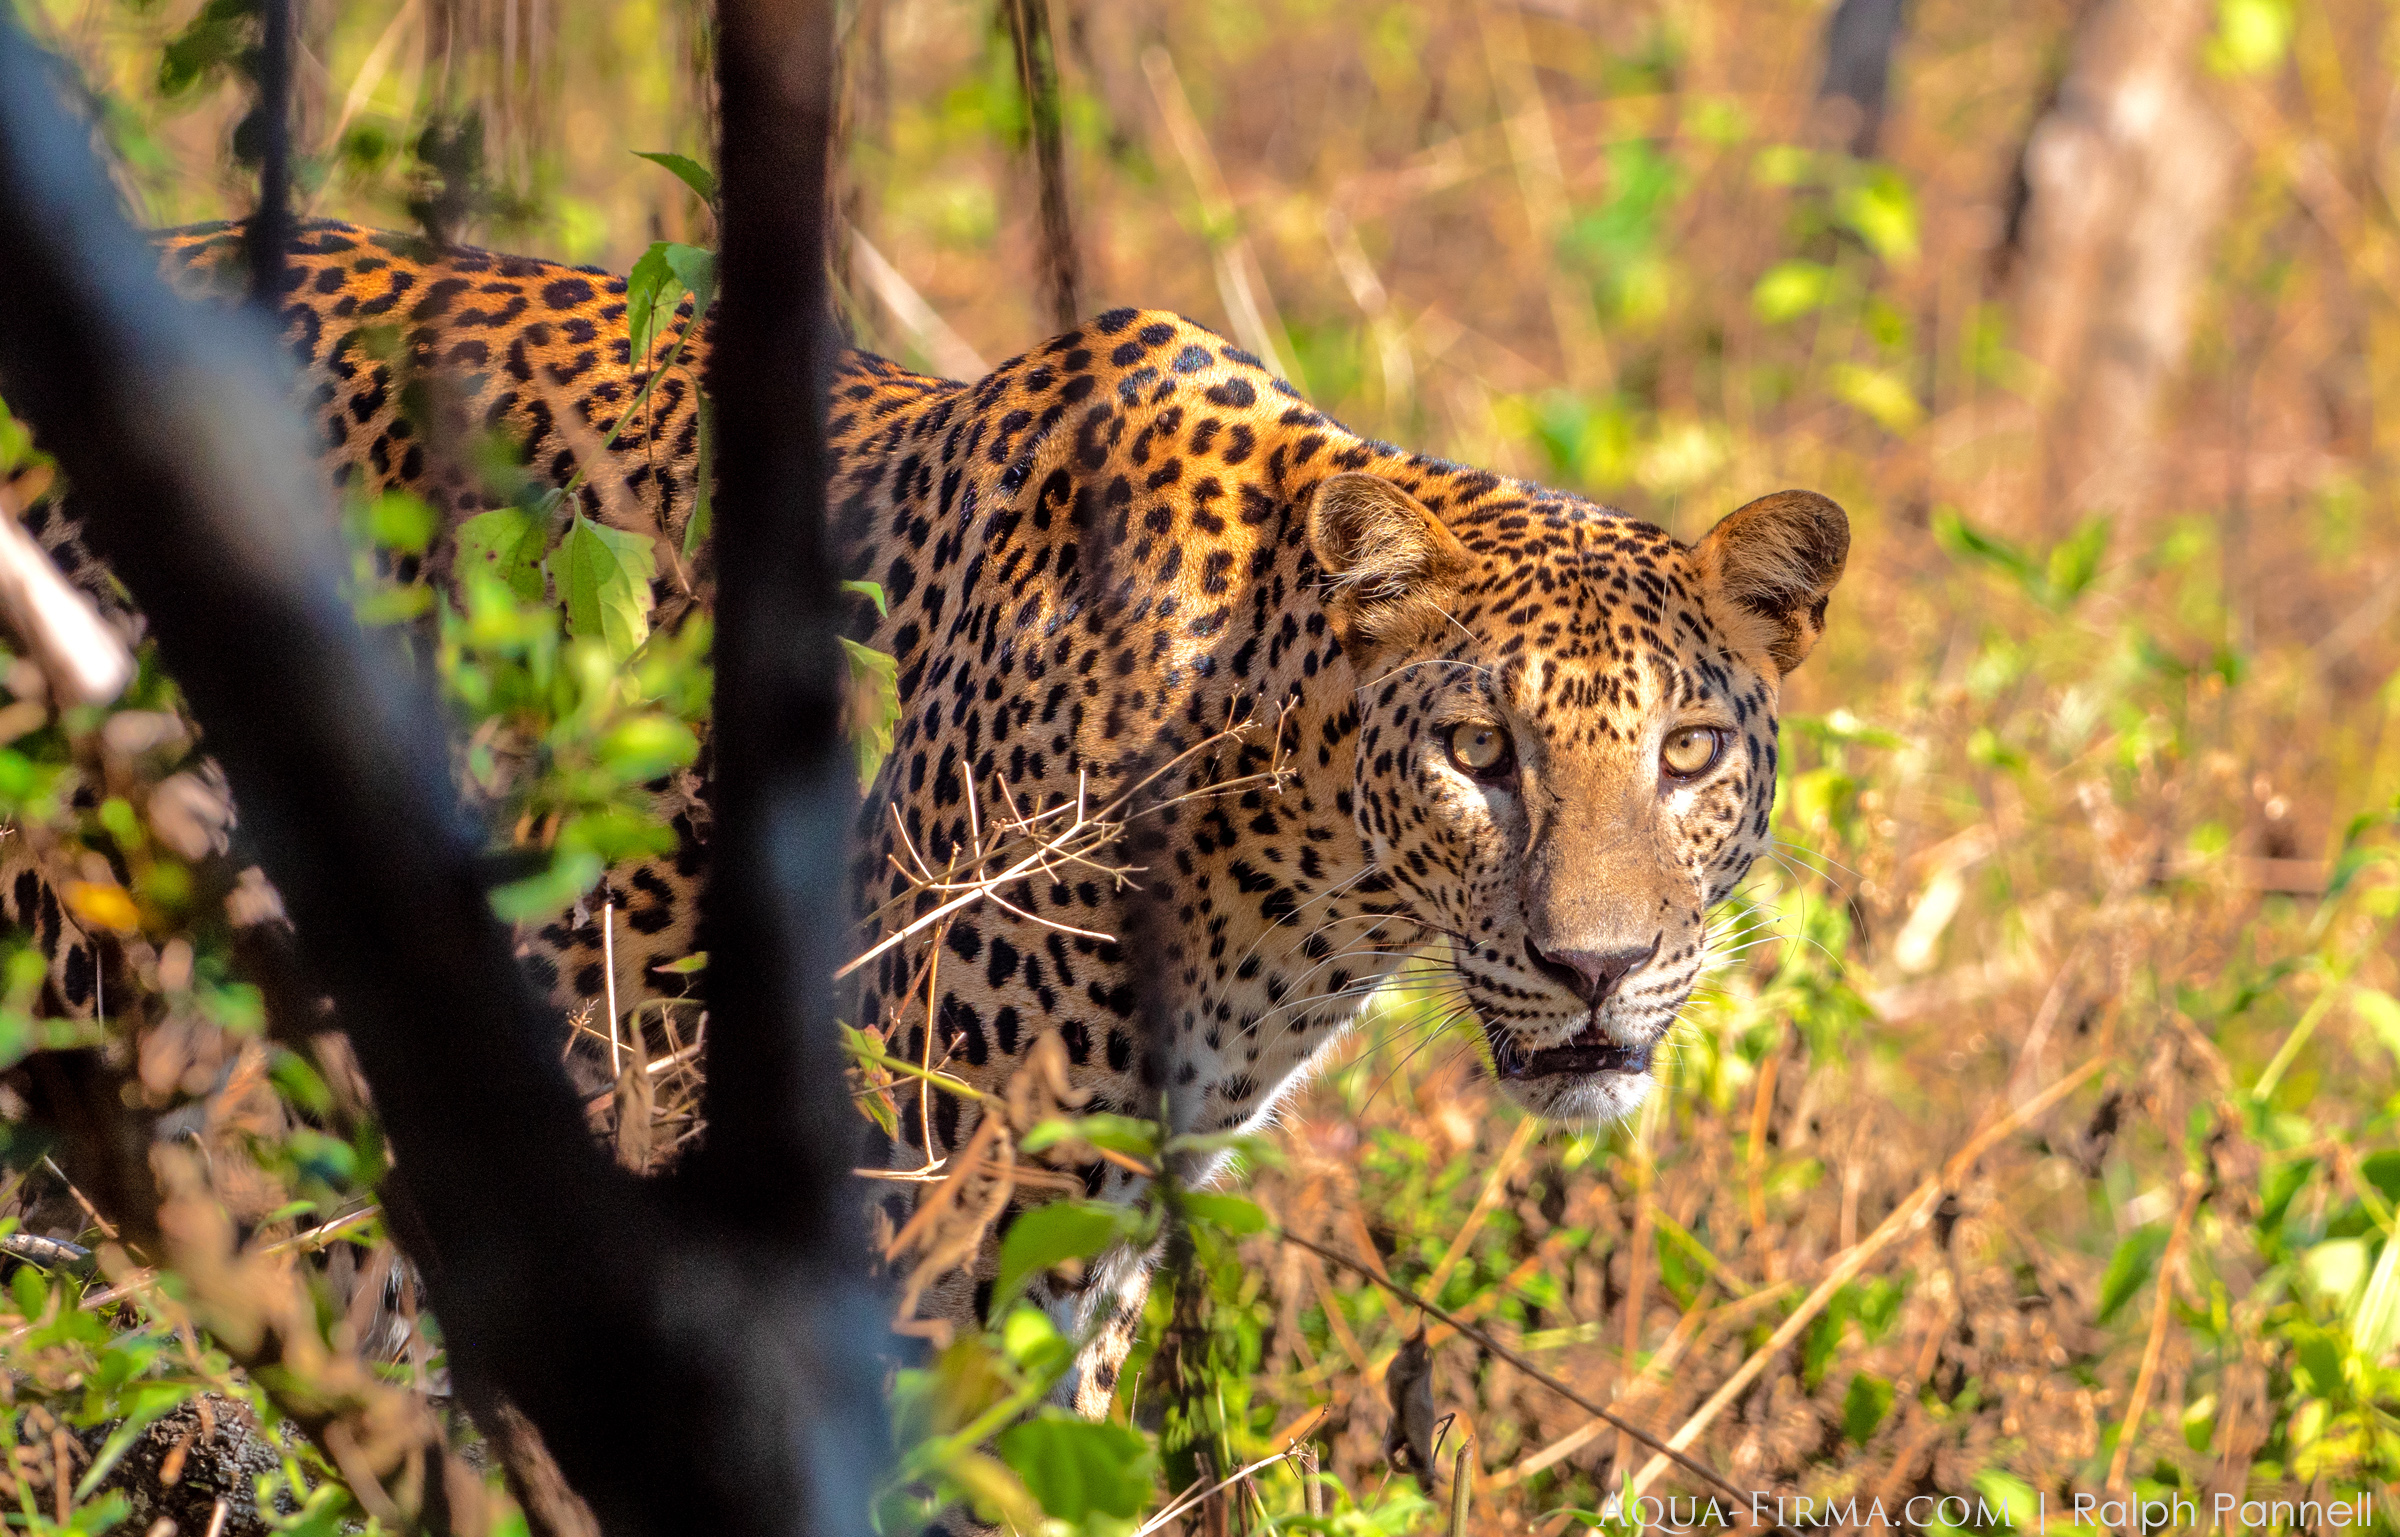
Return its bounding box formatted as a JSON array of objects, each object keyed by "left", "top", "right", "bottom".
[{"left": 133, "top": 221, "right": 960, "bottom": 1039}]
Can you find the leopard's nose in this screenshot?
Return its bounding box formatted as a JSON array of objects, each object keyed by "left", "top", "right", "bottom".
[{"left": 1524, "top": 934, "right": 1660, "bottom": 1006}]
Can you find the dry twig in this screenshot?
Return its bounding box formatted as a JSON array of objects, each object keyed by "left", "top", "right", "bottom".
[{"left": 2106, "top": 1171, "right": 2205, "bottom": 1494}]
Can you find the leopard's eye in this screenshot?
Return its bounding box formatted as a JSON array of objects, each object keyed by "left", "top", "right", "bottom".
[
  {"left": 1447, "top": 722, "right": 1513, "bottom": 778},
  {"left": 1661, "top": 726, "right": 1725, "bottom": 779}
]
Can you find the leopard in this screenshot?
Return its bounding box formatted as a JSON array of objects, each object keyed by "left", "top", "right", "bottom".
[{"left": 4, "top": 218, "right": 1848, "bottom": 1423}]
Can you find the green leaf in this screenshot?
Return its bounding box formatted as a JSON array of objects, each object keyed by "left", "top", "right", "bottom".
[
  {"left": 268, "top": 1048, "right": 335, "bottom": 1118},
  {"left": 2260, "top": 1157, "right": 2317, "bottom": 1232},
  {"left": 2206, "top": 0, "right": 2293, "bottom": 76},
  {"left": 944, "top": 1449, "right": 1043, "bottom": 1530},
  {"left": 1160, "top": 1127, "right": 1284, "bottom": 1168},
  {"left": 1972, "top": 1469, "right": 2039, "bottom": 1530},
  {"left": 366, "top": 490, "right": 438, "bottom": 555},
  {"left": 0, "top": 394, "right": 39, "bottom": 476},
  {"left": 1181, "top": 1191, "right": 1268, "bottom": 1237},
  {"left": 626, "top": 241, "right": 678, "bottom": 365},
  {"left": 995, "top": 1412, "right": 1157, "bottom": 1520},
  {"left": 1933, "top": 506, "right": 2043, "bottom": 590},
  {"left": 2099, "top": 1226, "right": 2169, "bottom": 1324},
  {"left": 157, "top": 0, "right": 251, "bottom": 98},
  {"left": 354, "top": 582, "right": 433, "bottom": 625},
  {"left": 77, "top": 1382, "right": 199, "bottom": 1499},
  {"left": 1829, "top": 362, "right": 1922, "bottom": 434},
  {"left": 843, "top": 578, "right": 890, "bottom": 616},
  {"left": 1802, "top": 1283, "right": 1856, "bottom": 1388},
  {"left": 990, "top": 1199, "right": 1138, "bottom": 1320},
  {"left": 1000, "top": 1302, "right": 1071, "bottom": 1368},
  {"left": 455, "top": 506, "right": 547, "bottom": 604},
  {"left": 634, "top": 150, "right": 719, "bottom": 206},
  {"left": 2292, "top": 1323, "right": 2347, "bottom": 1398},
  {"left": 2044, "top": 516, "right": 2112, "bottom": 606},
  {"left": 1019, "top": 1113, "right": 1161, "bottom": 1162},
  {"left": 2361, "top": 1150, "right": 2400, "bottom": 1207},
  {"left": 557, "top": 514, "right": 657, "bottom": 662},
  {"left": 1751, "top": 260, "right": 1835, "bottom": 323},
  {"left": 489, "top": 849, "right": 604, "bottom": 924},
  {"left": 1842, "top": 1372, "right": 1894, "bottom": 1444},
  {"left": 664, "top": 243, "right": 718, "bottom": 319},
  {"left": 2354, "top": 989, "right": 2400, "bottom": 1067},
  {"left": 1854, "top": 1275, "right": 1907, "bottom": 1341},
  {"left": 11, "top": 1260, "right": 50, "bottom": 1321},
  {"left": 2354, "top": 1235, "right": 2400, "bottom": 1359},
  {"left": 1834, "top": 167, "right": 1919, "bottom": 265},
  {"left": 843, "top": 637, "right": 901, "bottom": 790},
  {"left": 1934, "top": 507, "right": 2109, "bottom": 610},
  {"left": 621, "top": 242, "right": 715, "bottom": 466},
  {"left": 598, "top": 715, "right": 700, "bottom": 783},
  {"left": 2306, "top": 1237, "right": 2371, "bottom": 1308},
  {"left": 1653, "top": 1220, "right": 1701, "bottom": 1306}
]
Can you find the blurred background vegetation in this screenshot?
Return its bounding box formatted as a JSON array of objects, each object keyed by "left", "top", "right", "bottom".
[{"left": 2, "top": 0, "right": 2400, "bottom": 1531}]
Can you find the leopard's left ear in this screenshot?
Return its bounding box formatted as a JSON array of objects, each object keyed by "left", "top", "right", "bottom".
[
  {"left": 1692, "top": 489, "right": 1850, "bottom": 676},
  {"left": 1307, "top": 472, "right": 1474, "bottom": 659}
]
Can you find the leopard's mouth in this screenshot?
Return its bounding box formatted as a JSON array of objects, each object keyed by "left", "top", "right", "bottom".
[{"left": 1484, "top": 1015, "right": 1654, "bottom": 1080}]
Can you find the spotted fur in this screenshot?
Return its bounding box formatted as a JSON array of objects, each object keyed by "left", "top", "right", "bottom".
[{"left": 14, "top": 220, "right": 1848, "bottom": 1416}]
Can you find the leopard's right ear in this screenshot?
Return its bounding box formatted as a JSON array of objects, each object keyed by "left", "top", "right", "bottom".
[{"left": 1307, "top": 472, "right": 1473, "bottom": 661}]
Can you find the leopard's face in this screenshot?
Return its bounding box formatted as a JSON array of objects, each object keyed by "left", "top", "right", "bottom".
[
  {"left": 1311, "top": 474, "right": 1847, "bottom": 1126},
  {"left": 1353, "top": 550, "right": 1777, "bottom": 1123}
]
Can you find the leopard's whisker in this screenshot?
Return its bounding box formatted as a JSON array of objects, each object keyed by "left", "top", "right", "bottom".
[{"left": 1772, "top": 835, "right": 1867, "bottom": 887}]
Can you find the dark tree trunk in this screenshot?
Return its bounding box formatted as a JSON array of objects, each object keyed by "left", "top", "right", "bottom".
[
  {"left": 0, "top": 4, "right": 888, "bottom": 1530},
  {"left": 1817, "top": 0, "right": 1908, "bottom": 158}
]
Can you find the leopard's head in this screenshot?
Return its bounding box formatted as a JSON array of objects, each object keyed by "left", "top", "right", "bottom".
[{"left": 1310, "top": 471, "right": 1849, "bottom": 1122}]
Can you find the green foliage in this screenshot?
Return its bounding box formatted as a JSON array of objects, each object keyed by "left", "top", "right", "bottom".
[
  {"left": 1565, "top": 140, "right": 1685, "bottom": 322},
  {"left": 0, "top": 395, "right": 41, "bottom": 476},
  {"left": 388, "top": 489, "right": 710, "bottom": 922},
  {"left": 2208, "top": 0, "right": 2294, "bottom": 75},
  {"left": 997, "top": 1413, "right": 1157, "bottom": 1522},
  {"left": 1842, "top": 1372, "right": 1895, "bottom": 1444},
  {"left": 156, "top": 0, "right": 255, "bottom": 99},
  {"left": 2098, "top": 1225, "right": 2170, "bottom": 1325},
  {"left": 1933, "top": 507, "right": 2114, "bottom": 612},
  {"left": 456, "top": 505, "right": 548, "bottom": 603},
  {"left": 1752, "top": 259, "right": 1837, "bottom": 323},
  {"left": 991, "top": 1199, "right": 1150, "bottom": 1321},
  {"left": 626, "top": 239, "right": 718, "bottom": 366},
  {"left": 843, "top": 638, "right": 901, "bottom": 790},
  {"left": 0, "top": 1256, "right": 371, "bottom": 1533},
  {"left": 558, "top": 513, "right": 658, "bottom": 662},
  {"left": 1972, "top": 1469, "right": 2041, "bottom": 1531},
  {"left": 632, "top": 151, "right": 719, "bottom": 208}
]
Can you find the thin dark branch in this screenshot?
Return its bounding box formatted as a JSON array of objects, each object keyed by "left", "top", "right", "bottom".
[
  {"left": 246, "top": 0, "right": 293, "bottom": 306},
  {"left": 1004, "top": 0, "right": 1080, "bottom": 331},
  {"left": 691, "top": 0, "right": 858, "bottom": 1226},
  {"left": 684, "top": 0, "right": 894, "bottom": 1521}
]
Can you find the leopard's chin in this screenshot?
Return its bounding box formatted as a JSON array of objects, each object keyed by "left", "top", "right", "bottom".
[
  {"left": 1492, "top": 1062, "right": 1654, "bottom": 1123},
  {"left": 1480, "top": 1014, "right": 1657, "bottom": 1123}
]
